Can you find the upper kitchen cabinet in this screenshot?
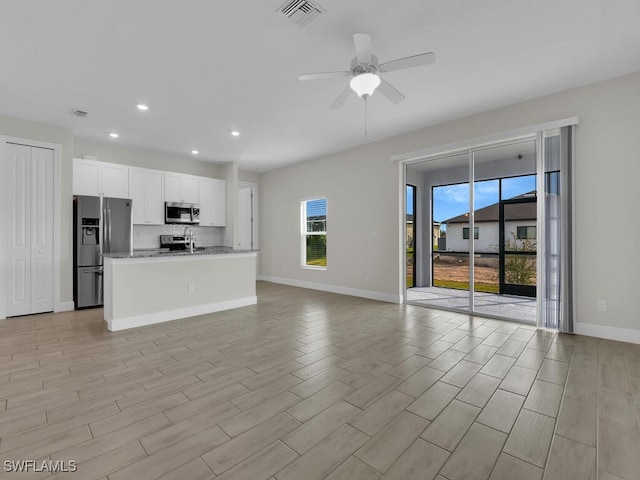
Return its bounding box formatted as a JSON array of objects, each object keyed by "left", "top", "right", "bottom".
[
  {"left": 129, "top": 167, "right": 165, "bottom": 225},
  {"left": 198, "top": 177, "right": 226, "bottom": 226},
  {"left": 73, "top": 158, "right": 129, "bottom": 199},
  {"left": 164, "top": 172, "right": 199, "bottom": 204}
]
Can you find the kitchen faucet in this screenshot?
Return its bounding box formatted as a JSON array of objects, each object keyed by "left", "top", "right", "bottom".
[{"left": 184, "top": 226, "right": 194, "bottom": 253}]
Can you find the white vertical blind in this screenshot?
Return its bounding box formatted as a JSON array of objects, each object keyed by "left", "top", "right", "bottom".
[{"left": 540, "top": 126, "right": 574, "bottom": 332}]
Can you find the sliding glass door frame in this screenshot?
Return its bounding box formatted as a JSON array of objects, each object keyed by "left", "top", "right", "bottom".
[
  {"left": 404, "top": 134, "right": 542, "bottom": 325},
  {"left": 399, "top": 117, "right": 576, "bottom": 330}
]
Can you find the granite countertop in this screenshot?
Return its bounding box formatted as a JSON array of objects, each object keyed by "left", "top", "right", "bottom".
[{"left": 103, "top": 247, "right": 259, "bottom": 259}]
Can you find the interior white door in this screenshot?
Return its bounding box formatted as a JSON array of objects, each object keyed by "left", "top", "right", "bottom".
[
  {"left": 6, "top": 144, "right": 31, "bottom": 316},
  {"left": 30, "top": 147, "right": 54, "bottom": 313},
  {"left": 6, "top": 143, "right": 54, "bottom": 316}
]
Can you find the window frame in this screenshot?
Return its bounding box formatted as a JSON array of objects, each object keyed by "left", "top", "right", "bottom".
[
  {"left": 516, "top": 225, "right": 537, "bottom": 239},
  {"left": 462, "top": 226, "right": 479, "bottom": 240},
  {"left": 300, "top": 197, "right": 327, "bottom": 270}
]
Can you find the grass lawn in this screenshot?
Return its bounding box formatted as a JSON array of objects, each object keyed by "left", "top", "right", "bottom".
[
  {"left": 406, "top": 249, "right": 414, "bottom": 288},
  {"left": 433, "top": 279, "right": 499, "bottom": 294},
  {"left": 306, "top": 257, "right": 327, "bottom": 267}
]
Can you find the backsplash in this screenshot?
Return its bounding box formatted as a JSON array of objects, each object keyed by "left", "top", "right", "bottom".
[{"left": 133, "top": 224, "right": 226, "bottom": 249}]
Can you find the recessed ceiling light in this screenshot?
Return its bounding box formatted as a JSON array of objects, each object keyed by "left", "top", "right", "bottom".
[
  {"left": 230, "top": 130, "right": 240, "bottom": 137},
  {"left": 109, "top": 132, "right": 119, "bottom": 138},
  {"left": 191, "top": 150, "right": 199, "bottom": 155},
  {"left": 137, "top": 104, "right": 149, "bottom": 111}
]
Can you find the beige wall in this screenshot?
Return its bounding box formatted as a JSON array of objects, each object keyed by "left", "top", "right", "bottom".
[
  {"left": 259, "top": 71, "right": 640, "bottom": 336},
  {"left": 260, "top": 139, "right": 401, "bottom": 301},
  {"left": 0, "top": 114, "right": 74, "bottom": 306},
  {"left": 239, "top": 170, "right": 260, "bottom": 183}
]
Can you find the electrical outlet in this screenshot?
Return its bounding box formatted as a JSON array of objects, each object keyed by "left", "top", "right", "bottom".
[
  {"left": 188, "top": 282, "right": 195, "bottom": 294},
  {"left": 597, "top": 300, "right": 607, "bottom": 312}
]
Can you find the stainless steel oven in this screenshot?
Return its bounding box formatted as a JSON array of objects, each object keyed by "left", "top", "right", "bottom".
[{"left": 165, "top": 202, "right": 200, "bottom": 224}]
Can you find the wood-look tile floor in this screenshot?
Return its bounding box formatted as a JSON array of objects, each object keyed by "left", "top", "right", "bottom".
[{"left": 1, "top": 281, "right": 639, "bottom": 480}]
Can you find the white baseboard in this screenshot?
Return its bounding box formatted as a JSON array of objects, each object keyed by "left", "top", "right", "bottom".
[
  {"left": 106, "top": 296, "right": 257, "bottom": 332},
  {"left": 55, "top": 301, "right": 75, "bottom": 313},
  {"left": 257, "top": 275, "right": 402, "bottom": 304},
  {"left": 575, "top": 321, "right": 640, "bottom": 345}
]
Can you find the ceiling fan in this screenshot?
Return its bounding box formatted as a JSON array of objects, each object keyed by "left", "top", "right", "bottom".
[{"left": 298, "top": 33, "right": 436, "bottom": 109}]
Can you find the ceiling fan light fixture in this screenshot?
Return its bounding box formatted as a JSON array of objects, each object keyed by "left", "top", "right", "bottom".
[{"left": 349, "top": 72, "right": 381, "bottom": 98}]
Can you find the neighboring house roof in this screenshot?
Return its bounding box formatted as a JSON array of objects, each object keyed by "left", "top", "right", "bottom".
[
  {"left": 443, "top": 192, "right": 537, "bottom": 224},
  {"left": 405, "top": 215, "right": 442, "bottom": 227}
]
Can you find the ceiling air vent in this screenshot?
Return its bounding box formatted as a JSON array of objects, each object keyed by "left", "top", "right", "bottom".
[
  {"left": 72, "top": 109, "right": 88, "bottom": 118},
  {"left": 278, "top": 0, "right": 325, "bottom": 27}
]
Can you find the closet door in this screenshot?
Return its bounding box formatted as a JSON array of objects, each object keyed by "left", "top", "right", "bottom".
[
  {"left": 6, "top": 143, "right": 54, "bottom": 316},
  {"left": 30, "top": 147, "right": 54, "bottom": 313},
  {"left": 6, "top": 144, "right": 31, "bottom": 316}
]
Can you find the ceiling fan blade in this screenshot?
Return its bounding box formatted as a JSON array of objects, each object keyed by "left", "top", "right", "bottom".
[
  {"left": 377, "top": 78, "right": 405, "bottom": 104},
  {"left": 298, "top": 71, "right": 350, "bottom": 81},
  {"left": 330, "top": 84, "right": 353, "bottom": 109},
  {"left": 379, "top": 52, "right": 436, "bottom": 73},
  {"left": 353, "top": 33, "right": 372, "bottom": 64}
]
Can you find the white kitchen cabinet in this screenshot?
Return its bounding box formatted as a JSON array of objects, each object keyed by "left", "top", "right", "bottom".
[
  {"left": 73, "top": 158, "right": 129, "bottom": 198},
  {"left": 100, "top": 162, "right": 129, "bottom": 198},
  {"left": 198, "top": 177, "right": 226, "bottom": 226},
  {"left": 129, "top": 167, "right": 165, "bottom": 225},
  {"left": 164, "top": 172, "right": 199, "bottom": 204},
  {"left": 73, "top": 159, "right": 100, "bottom": 196}
]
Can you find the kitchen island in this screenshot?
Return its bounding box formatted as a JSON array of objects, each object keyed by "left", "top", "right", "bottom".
[{"left": 103, "top": 248, "right": 258, "bottom": 331}]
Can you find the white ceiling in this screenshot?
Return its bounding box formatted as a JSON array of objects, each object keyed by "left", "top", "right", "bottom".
[{"left": 1, "top": 1, "right": 638, "bottom": 171}]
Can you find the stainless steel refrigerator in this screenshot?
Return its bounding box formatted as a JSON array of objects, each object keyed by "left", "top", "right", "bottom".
[{"left": 73, "top": 195, "right": 132, "bottom": 309}]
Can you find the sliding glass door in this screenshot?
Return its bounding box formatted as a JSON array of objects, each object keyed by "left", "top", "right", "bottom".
[
  {"left": 404, "top": 127, "right": 574, "bottom": 330},
  {"left": 405, "top": 138, "right": 538, "bottom": 324}
]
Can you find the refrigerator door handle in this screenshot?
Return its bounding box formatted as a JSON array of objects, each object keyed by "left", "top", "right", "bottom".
[
  {"left": 82, "top": 267, "right": 102, "bottom": 274},
  {"left": 97, "top": 269, "right": 103, "bottom": 304},
  {"left": 107, "top": 209, "right": 112, "bottom": 252},
  {"left": 103, "top": 208, "right": 109, "bottom": 254},
  {"left": 99, "top": 197, "right": 104, "bottom": 257}
]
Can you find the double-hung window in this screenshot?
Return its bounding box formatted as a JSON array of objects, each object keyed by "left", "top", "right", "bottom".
[{"left": 301, "top": 198, "right": 327, "bottom": 268}]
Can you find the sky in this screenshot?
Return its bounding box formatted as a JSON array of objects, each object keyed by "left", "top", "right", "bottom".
[
  {"left": 306, "top": 198, "right": 326, "bottom": 217},
  {"left": 407, "top": 175, "right": 536, "bottom": 229}
]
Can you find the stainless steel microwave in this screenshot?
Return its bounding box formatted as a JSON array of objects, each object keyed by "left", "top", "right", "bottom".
[{"left": 165, "top": 202, "right": 200, "bottom": 224}]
